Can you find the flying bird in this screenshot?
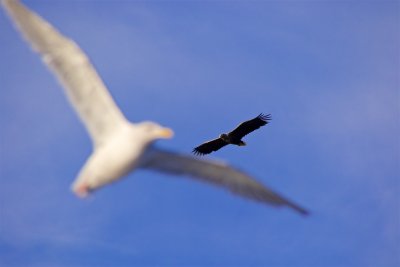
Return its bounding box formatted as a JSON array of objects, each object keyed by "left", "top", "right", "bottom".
[
  {"left": 2, "top": 0, "right": 308, "bottom": 215},
  {"left": 193, "top": 113, "right": 271, "bottom": 156}
]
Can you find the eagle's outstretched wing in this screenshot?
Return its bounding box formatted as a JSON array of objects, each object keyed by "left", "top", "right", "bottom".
[
  {"left": 229, "top": 113, "right": 271, "bottom": 140},
  {"left": 193, "top": 138, "right": 228, "bottom": 156}
]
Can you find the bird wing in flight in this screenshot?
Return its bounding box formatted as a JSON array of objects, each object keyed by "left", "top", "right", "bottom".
[
  {"left": 193, "top": 138, "right": 228, "bottom": 156},
  {"left": 142, "top": 147, "right": 309, "bottom": 215},
  {"left": 229, "top": 113, "right": 271, "bottom": 140},
  {"left": 2, "top": 0, "right": 127, "bottom": 147}
]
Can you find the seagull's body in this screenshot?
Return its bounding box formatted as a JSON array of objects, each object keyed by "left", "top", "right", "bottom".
[
  {"left": 2, "top": 0, "right": 308, "bottom": 215},
  {"left": 73, "top": 122, "right": 172, "bottom": 196}
]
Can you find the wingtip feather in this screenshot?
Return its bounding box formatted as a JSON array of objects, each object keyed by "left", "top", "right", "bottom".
[
  {"left": 258, "top": 113, "right": 271, "bottom": 121},
  {"left": 192, "top": 148, "right": 204, "bottom": 156},
  {"left": 290, "top": 204, "right": 309, "bottom": 216}
]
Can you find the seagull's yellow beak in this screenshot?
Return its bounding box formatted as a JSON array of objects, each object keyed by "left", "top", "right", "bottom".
[{"left": 158, "top": 127, "right": 174, "bottom": 139}]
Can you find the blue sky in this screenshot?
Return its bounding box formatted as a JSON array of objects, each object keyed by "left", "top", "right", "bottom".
[{"left": 0, "top": 1, "right": 399, "bottom": 266}]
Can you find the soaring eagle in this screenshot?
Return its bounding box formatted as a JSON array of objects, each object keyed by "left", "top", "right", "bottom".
[
  {"left": 193, "top": 114, "right": 271, "bottom": 156},
  {"left": 2, "top": 0, "right": 308, "bottom": 215}
]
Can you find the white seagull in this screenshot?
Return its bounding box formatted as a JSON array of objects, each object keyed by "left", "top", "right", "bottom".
[{"left": 2, "top": 0, "right": 308, "bottom": 215}]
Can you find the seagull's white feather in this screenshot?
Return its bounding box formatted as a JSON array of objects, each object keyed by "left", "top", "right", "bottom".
[
  {"left": 2, "top": 0, "right": 308, "bottom": 215},
  {"left": 141, "top": 147, "right": 308, "bottom": 215},
  {"left": 2, "top": 0, "right": 127, "bottom": 147}
]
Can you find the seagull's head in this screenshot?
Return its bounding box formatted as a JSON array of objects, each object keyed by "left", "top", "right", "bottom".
[{"left": 137, "top": 121, "right": 174, "bottom": 142}]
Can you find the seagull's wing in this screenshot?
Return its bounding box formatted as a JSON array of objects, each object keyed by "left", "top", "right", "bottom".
[
  {"left": 193, "top": 138, "right": 228, "bottom": 156},
  {"left": 141, "top": 147, "right": 308, "bottom": 215},
  {"left": 2, "top": 0, "right": 127, "bottom": 147}
]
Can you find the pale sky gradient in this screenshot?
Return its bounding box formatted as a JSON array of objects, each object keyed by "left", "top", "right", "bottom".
[{"left": 0, "top": 1, "right": 399, "bottom": 266}]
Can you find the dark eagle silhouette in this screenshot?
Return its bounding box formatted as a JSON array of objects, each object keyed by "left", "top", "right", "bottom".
[{"left": 193, "top": 113, "right": 271, "bottom": 156}]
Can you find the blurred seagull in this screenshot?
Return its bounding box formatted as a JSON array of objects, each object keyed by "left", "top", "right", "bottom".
[{"left": 2, "top": 0, "right": 308, "bottom": 215}]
